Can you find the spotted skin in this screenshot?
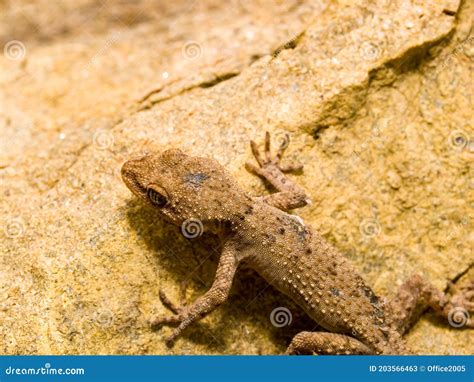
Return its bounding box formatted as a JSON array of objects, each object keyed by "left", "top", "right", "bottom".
[{"left": 121, "top": 132, "right": 474, "bottom": 354}]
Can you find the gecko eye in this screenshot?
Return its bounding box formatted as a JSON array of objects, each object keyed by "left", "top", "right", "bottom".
[{"left": 147, "top": 186, "right": 168, "bottom": 207}]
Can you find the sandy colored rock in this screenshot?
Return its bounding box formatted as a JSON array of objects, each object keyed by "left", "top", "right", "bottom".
[{"left": 1, "top": 0, "right": 473, "bottom": 354}]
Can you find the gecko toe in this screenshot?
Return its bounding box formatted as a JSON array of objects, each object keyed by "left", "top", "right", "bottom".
[
  {"left": 245, "top": 162, "right": 264, "bottom": 176},
  {"left": 159, "top": 289, "right": 182, "bottom": 314},
  {"left": 279, "top": 161, "right": 304, "bottom": 173},
  {"left": 165, "top": 331, "right": 180, "bottom": 347},
  {"left": 149, "top": 314, "right": 181, "bottom": 329},
  {"left": 264, "top": 131, "right": 271, "bottom": 162},
  {"left": 250, "top": 140, "right": 265, "bottom": 166}
]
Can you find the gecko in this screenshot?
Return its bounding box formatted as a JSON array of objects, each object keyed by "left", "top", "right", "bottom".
[{"left": 121, "top": 132, "right": 473, "bottom": 354}]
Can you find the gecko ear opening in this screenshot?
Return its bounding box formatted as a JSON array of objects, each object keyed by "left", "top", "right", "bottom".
[{"left": 146, "top": 185, "right": 169, "bottom": 208}]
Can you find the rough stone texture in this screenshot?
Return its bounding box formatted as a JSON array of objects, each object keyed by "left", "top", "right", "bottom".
[{"left": 1, "top": 0, "right": 472, "bottom": 355}]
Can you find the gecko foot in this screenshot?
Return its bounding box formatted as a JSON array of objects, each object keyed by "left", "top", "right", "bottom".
[
  {"left": 390, "top": 275, "right": 474, "bottom": 334},
  {"left": 245, "top": 131, "right": 310, "bottom": 210},
  {"left": 149, "top": 289, "right": 190, "bottom": 347},
  {"left": 245, "top": 131, "right": 303, "bottom": 177},
  {"left": 149, "top": 289, "right": 184, "bottom": 330}
]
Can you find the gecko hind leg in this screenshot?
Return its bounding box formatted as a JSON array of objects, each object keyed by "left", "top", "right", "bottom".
[
  {"left": 286, "top": 331, "right": 373, "bottom": 355},
  {"left": 389, "top": 274, "right": 474, "bottom": 334},
  {"left": 246, "top": 131, "right": 310, "bottom": 211}
]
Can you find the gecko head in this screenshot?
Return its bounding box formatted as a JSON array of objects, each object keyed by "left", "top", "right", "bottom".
[{"left": 121, "top": 148, "right": 247, "bottom": 230}]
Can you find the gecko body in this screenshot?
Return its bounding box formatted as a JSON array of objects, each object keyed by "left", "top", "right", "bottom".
[{"left": 121, "top": 133, "right": 473, "bottom": 354}]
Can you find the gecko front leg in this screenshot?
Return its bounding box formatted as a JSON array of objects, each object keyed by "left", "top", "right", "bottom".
[
  {"left": 246, "top": 131, "right": 310, "bottom": 211},
  {"left": 150, "top": 241, "right": 238, "bottom": 347}
]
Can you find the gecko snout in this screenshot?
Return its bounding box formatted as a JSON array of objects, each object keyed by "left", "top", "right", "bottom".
[{"left": 121, "top": 158, "right": 150, "bottom": 197}]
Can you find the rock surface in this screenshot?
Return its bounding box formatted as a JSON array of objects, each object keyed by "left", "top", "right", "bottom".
[{"left": 1, "top": 0, "right": 472, "bottom": 354}]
